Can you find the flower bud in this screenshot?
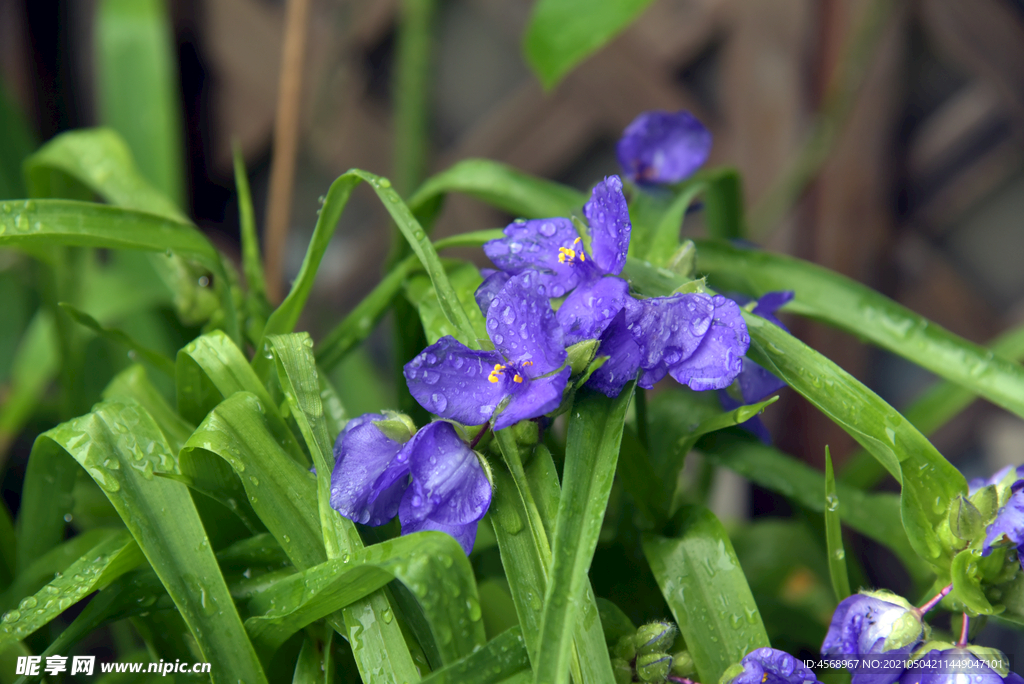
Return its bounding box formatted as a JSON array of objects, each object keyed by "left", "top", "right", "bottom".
[
  {"left": 949, "top": 495, "right": 985, "bottom": 540},
  {"left": 611, "top": 657, "right": 633, "bottom": 684},
  {"left": 636, "top": 652, "right": 672, "bottom": 683},
  {"left": 671, "top": 650, "right": 696, "bottom": 678},
  {"left": 822, "top": 590, "right": 923, "bottom": 657},
  {"left": 613, "top": 635, "right": 636, "bottom": 662},
  {"left": 636, "top": 621, "right": 677, "bottom": 655},
  {"left": 567, "top": 339, "right": 600, "bottom": 376}
]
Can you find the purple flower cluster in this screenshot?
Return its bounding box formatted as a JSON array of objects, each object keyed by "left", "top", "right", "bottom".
[{"left": 329, "top": 415, "right": 491, "bottom": 554}]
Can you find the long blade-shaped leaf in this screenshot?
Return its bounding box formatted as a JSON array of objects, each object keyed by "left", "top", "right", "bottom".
[
  {"left": 824, "top": 448, "right": 851, "bottom": 602},
  {"left": 245, "top": 531, "right": 484, "bottom": 661},
  {"left": 533, "top": 387, "right": 632, "bottom": 684},
  {"left": 419, "top": 627, "right": 530, "bottom": 684},
  {"left": 39, "top": 400, "right": 268, "bottom": 684},
  {"left": 695, "top": 240, "right": 1024, "bottom": 423},
  {"left": 643, "top": 508, "right": 770, "bottom": 684}
]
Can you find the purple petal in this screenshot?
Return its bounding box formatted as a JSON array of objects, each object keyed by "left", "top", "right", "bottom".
[
  {"left": 496, "top": 367, "right": 571, "bottom": 431},
  {"left": 983, "top": 485, "right": 1024, "bottom": 555},
  {"left": 330, "top": 414, "right": 411, "bottom": 526},
  {"left": 822, "top": 593, "right": 920, "bottom": 658},
  {"left": 730, "top": 648, "right": 820, "bottom": 684},
  {"left": 557, "top": 276, "right": 630, "bottom": 345},
  {"left": 616, "top": 111, "right": 712, "bottom": 185},
  {"left": 583, "top": 176, "right": 631, "bottom": 276},
  {"left": 667, "top": 295, "right": 749, "bottom": 391},
  {"left": 486, "top": 271, "right": 566, "bottom": 374},
  {"left": 586, "top": 308, "right": 640, "bottom": 397},
  {"left": 753, "top": 291, "right": 794, "bottom": 331},
  {"left": 737, "top": 358, "right": 786, "bottom": 404},
  {"left": 628, "top": 293, "right": 716, "bottom": 379},
  {"left": 401, "top": 517, "right": 478, "bottom": 555},
  {"left": 404, "top": 336, "right": 506, "bottom": 425},
  {"left": 398, "top": 421, "right": 492, "bottom": 527},
  {"left": 483, "top": 217, "right": 596, "bottom": 298},
  {"left": 475, "top": 269, "right": 511, "bottom": 316}
]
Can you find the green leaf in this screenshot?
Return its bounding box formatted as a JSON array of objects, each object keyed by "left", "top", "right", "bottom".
[
  {"left": 0, "top": 530, "right": 143, "bottom": 650},
  {"left": 951, "top": 549, "right": 997, "bottom": 615},
  {"left": 59, "top": 302, "right": 175, "bottom": 377},
  {"left": 179, "top": 392, "right": 420, "bottom": 684},
  {"left": 37, "top": 400, "right": 268, "bottom": 683},
  {"left": 101, "top": 364, "right": 194, "bottom": 452},
  {"left": 646, "top": 182, "right": 705, "bottom": 264},
  {"left": 233, "top": 144, "right": 270, "bottom": 339},
  {"left": 408, "top": 159, "right": 585, "bottom": 227},
  {"left": 245, "top": 531, "right": 485, "bottom": 661},
  {"left": 642, "top": 508, "right": 770, "bottom": 684},
  {"left": 0, "top": 501, "right": 13, "bottom": 591},
  {"left": 695, "top": 240, "right": 1024, "bottom": 423},
  {"left": 824, "top": 448, "right": 851, "bottom": 602},
  {"left": 15, "top": 437, "right": 79, "bottom": 574},
  {"left": 95, "top": 0, "right": 184, "bottom": 206},
  {"left": 523, "top": 0, "right": 657, "bottom": 89},
  {"left": 0, "top": 311, "right": 58, "bottom": 456},
  {"left": 701, "top": 433, "right": 931, "bottom": 585},
  {"left": 533, "top": 387, "right": 632, "bottom": 684},
  {"left": 406, "top": 261, "right": 489, "bottom": 346},
  {"left": 0, "top": 199, "right": 240, "bottom": 343},
  {"left": 419, "top": 627, "right": 530, "bottom": 684}
]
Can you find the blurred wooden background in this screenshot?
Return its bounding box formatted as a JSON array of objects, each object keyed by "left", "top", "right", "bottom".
[{"left": 2, "top": 0, "right": 1024, "bottom": 480}]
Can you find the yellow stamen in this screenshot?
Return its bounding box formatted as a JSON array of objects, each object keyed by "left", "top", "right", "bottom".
[
  {"left": 487, "top": 363, "right": 506, "bottom": 384},
  {"left": 557, "top": 237, "right": 585, "bottom": 264},
  {"left": 762, "top": 675, "right": 768, "bottom": 683},
  {"left": 513, "top": 374, "right": 523, "bottom": 383},
  {"left": 522, "top": 360, "right": 533, "bottom": 367}
]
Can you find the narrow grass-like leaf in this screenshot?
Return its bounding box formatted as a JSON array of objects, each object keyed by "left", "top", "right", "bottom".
[
  {"left": 0, "top": 200, "right": 240, "bottom": 343},
  {"left": 841, "top": 321, "right": 1024, "bottom": 489},
  {"left": 245, "top": 531, "right": 485, "bottom": 661},
  {"left": 533, "top": 386, "right": 632, "bottom": 684},
  {"left": 15, "top": 437, "right": 79, "bottom": 573},
  {"left": 95, "top": 0, "right": 184, "bottom": 206},
  {"left": 40, "top": 400, "right": 268, "bottom": 683},
  {"left": 702, "top": 169, "right": 744, "bottom": 240},
  {"left": 59, "top": 303, "right": 175, "bottom": 377},
  {"left": 701, "top": 433, "right": 931, "bottom": 585},
  {"left": 0, "top": 502, "right": 13, "bottom": 591},
  {"left": 0, "top": 530, "right": 143, "bottom": 650},
  {"left": 695, "top": 240, "right": 1024, "bottom": 423},
  {"left": 292, "top": 635, "right": 324, "bottom": 684},
  {"left": 234, "top": 145, "right": 268, "bottom": 309},
  {"left": 616, "top": 426, "right": 667, "bottom": 527},
  {"left": 824, "top": 448, "right": 851, "bottom": 602},
  {"left": 406, "top": 262, "right": 489, "bottom": 346},
  {"left": 646, "top": 181, "right": 705, "bottom": 264},
  {"left": 101, "top": 365, "right": 194, "bottom": 452},
  {"left": 180, "top": 392, "right": 420, "bottom": 684},
  {"left": 523, "top": 0, "right": 656, "bottom": 89},
  {"left": 491, "top": 434, "right": 614, "bottom": 683},
  {"left": 643, "top": 507, "right": 770, "bottom": 684},
  {"left": 408, "top": 160, "right": 585, "bottom": 227},
  {"left": 419, "top": 627, "right": 530, "bottom": 684},
  {"left": 0, "top": 311, "right": 58, "bottom": 457}
]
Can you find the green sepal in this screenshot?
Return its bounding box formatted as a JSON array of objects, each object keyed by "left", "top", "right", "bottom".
[
  {"left": 371, "top": 410, "right": 417, "bottom": 443},
  {"left": 636, "top": 621, "right": 677, "bottom": 656},
  {"left": 883, "top": 611, "right": 926, "bottom": 652},
  {"left": 951, "top": 549, "right": 1001, "bottom": 615},
  {"left": 717, "top": 662, "right": 746, "bottom": 684},
  {"left": 637, "top": 652, "right": 672, "bottom": 682},
  {"left": 971, "top": 485, "right": 999, "bottom": 521},
  {"left": 671, "top": 277, "right": 708, "bottom": 296},
  {"left": 667, "top": 240, "right": 697, "bottom": 278},
  {"left": 966, "top": 645, "right": 1009, "bottom": 676},
  {"left": 567, "top": 339, "right": 600, "bottom": 376},
  {"left": 949, "top": 495, "right": 986, "bottom": 541}
]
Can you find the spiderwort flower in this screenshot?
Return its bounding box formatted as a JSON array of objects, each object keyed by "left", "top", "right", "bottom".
[
  {"left": 617, "top": 110, "right": 712, "bottom": 185},
  {"left": 406, "top": 271, "right": 571, "bottom": 430},
  {"left": 481, "top": 176, "right": 631, "bottom": 301},
  {"left": 724, "top": 648, "right": 821, "bottom": 684},
  {"left": 821, "top": 591, "right": 924, "bottom": 684},
  {"left": 330, "top": 416, "right": 491, "bottom": 554},
  {"left": 718, "top": 291, "right": 793, "bottom": 443}
]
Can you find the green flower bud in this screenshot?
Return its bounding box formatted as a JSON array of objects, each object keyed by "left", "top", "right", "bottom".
[
  {"left": 718, "top": 662, "right": 746, "bottom": 684},
  {"left": 671, "top": 650, "right": 696, "bottom": 678},
  {"left": 949, "top": 495, "right": 985, "bottom": 540},
  {"left": 611, "top": 657, "right": 634, "bottom": 684},
  {"left": 510, "top": 419, "right": 539, "bottom": 447},
  {"left": 637, "top": 652, "right": 672, "bottom": 683},
  {"left": 636, "top": 621, "right": 677, "bottom": 655},
  {"left": 970, "top": 484, "right": 999, "bottom": 521},
  {"left": 613, "top": 635, "right": 636, "bottom": 661},
  {"left": 372, "top": 411, "right": 417, "bottom": 443}
]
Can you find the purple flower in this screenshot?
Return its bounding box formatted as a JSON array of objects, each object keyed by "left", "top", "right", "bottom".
[
  {"left": 822, "top": 591, "right": 924, "bottom": 684},
  {"left": 982, "top": 480, "right": 1024, "bottom": 565},
  {"left": 969, "top": 465, "right": 1024, "bottom": 496},
  {"left": 898, "top": 648, "right": 1017, "bottom": 684},
  {"left": 585, "top": 306, "right": 642, "bottom": 398},
  {"left": 330, "top": 418, "right": 491, "bottom": 554},
  {"left": 727, "top": 648, "right": 821, "bottom": 684},
  {"left": 481, "top": 176, "right": 631, "bottom": 301},
  {"left": 616, "top": 110, "right": 712, "bottom": 185},
  {"left": 718, "top": 291, "right": 793, "bottom": 443},
  {"left": 405, "top": 271, "right": 570, "bottom": 431},
  {"left": 627, "top": 293, "right": 749, "bottom": 391}
]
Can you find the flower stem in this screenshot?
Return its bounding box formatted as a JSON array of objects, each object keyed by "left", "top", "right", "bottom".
[
  {"left": 915, "top": 584, "right": 953, "bottom": 616},
  {"left": 470, "top": 421, "right": 491, "bottom": 449},
  {"left": 957, "top": 613, "right": 970, "bottom": 647}
]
